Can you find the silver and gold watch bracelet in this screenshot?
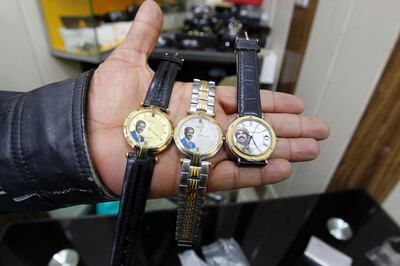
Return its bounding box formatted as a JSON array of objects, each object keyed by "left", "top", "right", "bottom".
[{"left": 175, "top": 79, "right": 216, "bottom": 247}]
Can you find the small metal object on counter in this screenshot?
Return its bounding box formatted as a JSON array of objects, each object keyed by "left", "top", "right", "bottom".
[
  {"left": 326, "top": 217, "right": 353, "bottom": 241},
  {"left": 48, "top": 249, "right": 79, "bottom": 266}
]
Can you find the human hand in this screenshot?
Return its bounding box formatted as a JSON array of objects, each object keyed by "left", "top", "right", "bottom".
[{"left": 87, "top": 0, "right": 330, "bottom": 197}]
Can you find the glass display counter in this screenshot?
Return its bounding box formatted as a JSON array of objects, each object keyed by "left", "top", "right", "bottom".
[{"left": 1, "top": 190, "right": 399, "bottom": 265}]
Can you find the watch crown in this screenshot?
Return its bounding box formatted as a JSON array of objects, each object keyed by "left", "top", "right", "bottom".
[
  {"left": 222, "top": 136, "right": 226, "bottom": 141},
  {"left": 155, "top": 157, "right": 159, "bottom": 163},
  {"left": 140, "top": 102, "right": 144, "bottom": 107},
  {"left": 125, "top": 153, "right": 129, "bottom": 158},
  {"left": 180, "top": 158, "right": 184, "bottom": 163}
]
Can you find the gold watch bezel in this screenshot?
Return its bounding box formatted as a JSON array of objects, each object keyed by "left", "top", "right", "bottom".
[
  {"left": 123, "top": 107, "right": 173, "bottom": 154},
  {"left": 174, "top": 113, "right": 223, "bottom": 160},
  {"left": 226, "top": 115, "right": 276, "bottom": 162}
]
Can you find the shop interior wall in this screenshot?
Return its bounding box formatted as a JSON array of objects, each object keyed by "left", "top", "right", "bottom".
[
  {"left": 327, "top": 37, "right": 400, "bottom": 202},
  {"left": 0, "top": 0, "right": 80, "bottom": 92},
  {"left": 270, "top": 0, "right": 400, "bottom": 223}
]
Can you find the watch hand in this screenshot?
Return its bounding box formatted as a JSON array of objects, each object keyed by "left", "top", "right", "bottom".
[
  {"left": 198, "top": 122, "right": 205, "bottom": 137},
  {"left": 148, "top": 127, "right": 160, "bottom": 137},
  {"left": 250, "top": 136, "right": 261, "bottom": 152}
]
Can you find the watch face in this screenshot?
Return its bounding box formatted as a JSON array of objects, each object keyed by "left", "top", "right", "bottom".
[
  {"left": 227, "top": 116, "right": 276, "bottom": 160},
  {"left": 174, "top": 114, "right": 223, "bottom": 158},
  {"left": 123, "top": 108, "right": 173, "bottom": 152}
]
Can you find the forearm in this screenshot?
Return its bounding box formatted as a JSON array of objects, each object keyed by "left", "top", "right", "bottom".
[{"left": 0, "top": 71, "right": 117, "bottom": 212}]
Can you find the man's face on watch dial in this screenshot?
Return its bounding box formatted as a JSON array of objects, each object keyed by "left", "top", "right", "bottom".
[
  {"left": 233, "top": 119, "right": 273, "bottom": 156},
  {"left": 177, "top": 115, "right": 222, "bottom": 156},
  {"left": 126, "top": 109, "right": 172, "bottom": 149}
]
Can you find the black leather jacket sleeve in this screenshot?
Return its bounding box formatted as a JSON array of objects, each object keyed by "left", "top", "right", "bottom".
[{"left": 0, "top": 70, "right": 118, "bottom": 212}]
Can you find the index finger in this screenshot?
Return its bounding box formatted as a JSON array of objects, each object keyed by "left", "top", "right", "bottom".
[{"left": 217, "top": 86, "right": 304, "bottom": 114}]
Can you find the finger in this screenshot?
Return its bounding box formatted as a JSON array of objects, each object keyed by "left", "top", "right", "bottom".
[
  {"left": 225, "top": 113, "right": 330, "bottom": 140},
  {"left": 265, "top": 113, "right": 330, "bottom": 140},
  {"left": 110, "top": 0, "right": 162, "bottom": 64},
  {"left": 271, "top": 138, "right": 320, "bottom": 161},
  {"left": 217, "top": 86, "right": 304, "bottom": 114},
  {"left": 208, "top": 159, "right": 291, "bottom": 191}
]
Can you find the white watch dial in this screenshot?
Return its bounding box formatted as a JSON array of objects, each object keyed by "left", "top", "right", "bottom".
[
  {"left": 232, "top": 119, "right": 273, "bottom": 156},
  {"left": 176, "top": 115, "right": 222, "bottom": 156}
]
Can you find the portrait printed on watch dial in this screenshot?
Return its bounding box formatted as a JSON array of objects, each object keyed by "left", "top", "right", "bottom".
[
  {"left": 125, "top": 110, "right": 172, "bottom": 149},
  {"left": 177, "top": 116, "right": 221, "bottom": 155},
  {"left": 130, "top": 120, "right": 146, "bottom": 143},
  {"left": 233, "top": 120, "right": 273, "bottom": 156}
]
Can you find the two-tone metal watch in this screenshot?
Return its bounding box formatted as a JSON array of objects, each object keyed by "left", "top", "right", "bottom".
[
  {"left": 110, "top": 53, "right": 183, "bottom": 266},
  {"left": 226, "top": 34, "right": 277, "bottom": 166},
  {"left": 174, "top": 79, "right": 223, "bottom": 247}
]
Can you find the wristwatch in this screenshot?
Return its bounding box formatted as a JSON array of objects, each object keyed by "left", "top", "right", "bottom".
[
  {"left": 226, "top": 34, "right": 276, "bottom": 166},
  {"left": 174, "top": 79, "right": 223, "bottom": 247},
  {"left": 110, "top": 53, "right": 183, "bottom": 266}
]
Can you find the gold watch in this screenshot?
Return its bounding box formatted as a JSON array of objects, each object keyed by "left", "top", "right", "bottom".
[{"left": 111, "top": 53, "right": 183, "bottom": 266}]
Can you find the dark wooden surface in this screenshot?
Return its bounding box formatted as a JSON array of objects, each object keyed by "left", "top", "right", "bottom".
[{"left": 327, "top": 37, "right": 400, "bottom": 203}]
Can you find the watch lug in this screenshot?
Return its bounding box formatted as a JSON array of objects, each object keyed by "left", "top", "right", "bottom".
[{"left": 137, "top": 142, "right": 149, "bottom": 159}]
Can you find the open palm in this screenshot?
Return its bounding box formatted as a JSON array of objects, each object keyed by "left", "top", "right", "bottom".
[{"left": 87, "top": 0, "right": 329, "bottom": 197}]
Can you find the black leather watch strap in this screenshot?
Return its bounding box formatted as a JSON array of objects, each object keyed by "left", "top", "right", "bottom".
[
  {"left": 235, "top": 37, "right": 262, "bottom": 117},
  {"left": 110, "top": 153, "right": 155, "bottom": 266},
  {"left": 143, "top": 54, "right": 183, "bottom": 111}
]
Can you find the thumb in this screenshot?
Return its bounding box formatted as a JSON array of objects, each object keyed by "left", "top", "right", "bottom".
[{"left": 111, "top": 0, "right": 163, "bottom": 63}]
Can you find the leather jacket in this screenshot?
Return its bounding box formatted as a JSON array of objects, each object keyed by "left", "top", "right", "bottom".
[{"left": 0, "top": 70, "right": 117, "bottom": 212}]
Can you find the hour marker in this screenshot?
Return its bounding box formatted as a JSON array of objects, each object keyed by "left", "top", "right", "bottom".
[{"left": 199, "top": 118, "right": 202, "bottom": 123}]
